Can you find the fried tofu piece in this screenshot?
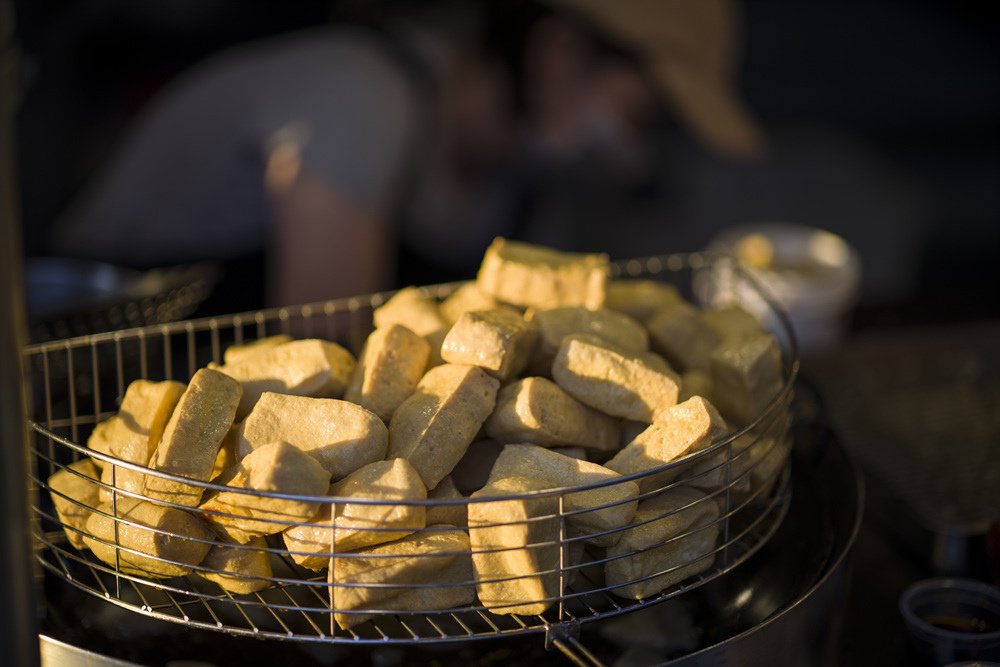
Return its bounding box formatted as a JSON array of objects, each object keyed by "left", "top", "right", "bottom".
[
  {"left": 680, "top": 433, "right": 754, "bottom": 497},
  {"left": 604, "top": 279, "right": 682, "bottom": 324},
  {"left": 606, "top": 397, "right": 728, "bottom": 493},
  {"left": 551, "top": 447, "right": 588, "bottom": 461},
  {"left": 619, "top": 420, "right": 648, "bottom": 450},
  {"left": 487, "top": 444, "right": 639, "bottom": 547},
  {"left": 425, "top": 476, "right": 467, "bottom": 527},
  {"left": 144, "top": 369, "right": 242, "bottom": 507},
  {"left": 468, "top": 476, "right": 561, "bottom": 616},
  {"left": 440, "top": 282, "right": 499, "bottom": 326},
  {"left": 197, "top": 536, "right": 273, "bottom": 594},
  {"left": 222, "top": 334, "right": 293, "bottom": 365},
  {"left": 552, "top": 334, "right": 680, "bottom": 422},
  {"left": 529, "top": 306, "right": 648, "bottom": 375},
  {"left": 709, "top": 333, "right": 783, "bottom": 425},
  {"left": 330, "top": 527, "right": 475, "bottom": 630},
  {"left": 483, "top": 377, "right": 620, "bottom": 453},
  {"left": 449, "top": 439, "right": 504, "bottom": 494},
  {"left": 238, "top": 393, "right": 388, "bottom": 480},
  {"left": 344, "top": 324, "right": 431, "bottom": 422},
  {"left": 200, "top": 441, "right": 330, "bottom": 542},
  {"left": 647, "top": 299, "right": 722, "bottom": 372},
  {"left": 216, "top": 339, "right": 356, "bottom": 418},
  {"left": 209, "top": 425, "right": 239, "bottom": 481},
  {"left": 373, "top": 287, "right": 449, "bottom": 367},
  {"left": 476, "top": 237, "right": 608, "bottom": 310},
  {"left": 605, "top": 487, "right": 719, "bottom": 599},
  {"left": 48, "top": 459, "right": 101, "bottom": 549},
  {"left": 388, "top": 364, "right": 500, "bottom": 490},
  {"left": 749, "top": 435, "right": 791, "bottom": 496},
  {"left": 86, "top": 416, "right": 123, "bottom": 469},
  {"left": 282, "top": 458, "right": 427, "bottom": 570},
  {"left": 679, "top": 369, "right": 713, "bottom": 403},
  {"left": 699, "top": 305, "right": 764, "bottom": 341},
  {"left": 98, "top": 379, "right": 185, "bottom": 504},
  {"left": 678, "top": 427, "right": 791, "bottom": 503},
  {"left": 83, "top": 498, "right": 214, "bottom": 578},
  {"left": 441, "top": 307, "right": 539, "bottom": 381}
]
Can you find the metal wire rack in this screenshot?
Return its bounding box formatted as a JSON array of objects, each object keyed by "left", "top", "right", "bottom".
[{"left": 26, "top": 253, "right": 798, "bottom": 651}]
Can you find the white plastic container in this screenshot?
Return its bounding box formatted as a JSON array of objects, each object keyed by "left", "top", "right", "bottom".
[{"left": 705, "top": 223, "right": 861, "bottom": 351}]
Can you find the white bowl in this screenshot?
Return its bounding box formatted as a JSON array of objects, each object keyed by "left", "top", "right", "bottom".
[{"left": 706, "top": 223, "right": 861, "bottom": 350}]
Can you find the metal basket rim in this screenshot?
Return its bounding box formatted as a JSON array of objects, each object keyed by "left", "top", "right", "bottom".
[{"left": 28, "top": 252, "right": 798, "bottom": 505}]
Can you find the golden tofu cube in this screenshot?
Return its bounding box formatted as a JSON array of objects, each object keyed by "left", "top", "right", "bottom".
[
  {"left": 216, "top": 338, "right": 356, "bottom": 418},
  {"left": 144, "top": 369, "right": 242, "bottom": 507},
  {"left": 679, "top": 369, "right": 714, "bottom": 403},
  {"left": 468, "top": 476, "right": 561, "bottom": 616},
  {"left": 440, "top": 282, "right": 499, "bottom": 326},
  {"left": 476, "top": 237, "right": 608, "bottom": 310},
  {"left": 604, "top": 279, "right": 682, "bottom": 324},
  {"left": 48, "top": 459, "right": 101, "bottom": 549},
  {"left": 449, "top": 439, "right": 504, "bottom": 494},
  {"left": 373, "top": 287, "right": 449, "bottom": 367},
  {"left": 679, "top": 428, "right": 790, "bottom": 504},
  {"left": 330, "top": 527, "right": 475, "bottom": 630},
  {"left": 84, "top": 498, "right": 215, "bottom": 578},
  {"left": 209, "top": 425, "right": 239, "bottom": 481},
  {"left": 388, "top": 364, "right": 500, "bottom": 490},
  {"left": 699, "top": 305, "right": 764, "bottom": 341},
  {"left": 86, "top": 416, "right": 122, "bottom": 469},
  {"left": 344, "top": 324, "right": 431, "bottom": 422},
  {"left": 238, "top": 393, "right": 388, "bottom": 480},
  {"left": 441, "top": 307, "right": 539, "bottom": 381},
  {"left": 197, "top": 536, "right": 273, "bottom": 594},
  {"left": 605, "top": 486, "right": 719, "bottom": 600},
  {"left": 483, "top": 377, "right": 620, "bottom": 453},
  {"left": 282, "top": 458, "right": 427, "bottom": 570},
  {"left": 552, "top": 334, "right": 680, "bottom": 422},
  {"left": 99, "top": 379, "right": 185, "bottom": 504},
  {"left": 200, "top": 441, "right": 330, "bottom": 542},
  {"left": 680, "top": 432, "right": 754, "bottom": 497},
  {"left": 606, "top": 396, "right": 728, "bottom": 493},
  {"left": 425, "top": 475, "right": 467, "bottom": 527},
  {"left": 647, "top": 299, "right": 723, "bottom": 372},
  {"left": 709, "top": 333, "right": 783, "bottom": 425},
  {"left": 551, "top": 447, "right": 588, "bottom": 461},
  {"left": 749, "top": 435, "right": 791, "bottom": 495},
  {"left": 618, "top": 420, "right": 648, "bottom": 451},
  {"left": 529, "top": 306, "right": 648, "bottom": 374},
  {"left": 222, "top": 334, "right": 293, "bottom": 365},
  {"left": 487, "top": 444, "right": 639, "bottom": 547}
]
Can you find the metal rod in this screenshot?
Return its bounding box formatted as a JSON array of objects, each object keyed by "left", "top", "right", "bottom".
[
  {"left": 0, "top": 0, "right": 41, "bottom": 660},
  {"left": 551, "top": 637, "right": 605, "bottom": 667}
]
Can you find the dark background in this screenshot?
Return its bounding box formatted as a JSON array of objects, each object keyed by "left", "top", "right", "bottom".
[{"left": 13, "top": 0, "right": 1000, "bottom": 323}]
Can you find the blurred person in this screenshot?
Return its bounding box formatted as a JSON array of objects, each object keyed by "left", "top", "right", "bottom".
[{"left": 48, "top": 0, "right": 766, "bottom": 307}]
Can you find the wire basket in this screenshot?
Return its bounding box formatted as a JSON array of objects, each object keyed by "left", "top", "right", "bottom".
[{"left": 27, "top": 252, "right": 797, "bottom": 648}]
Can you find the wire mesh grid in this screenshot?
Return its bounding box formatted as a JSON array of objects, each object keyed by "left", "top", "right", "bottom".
[{"left": 26, "top": 253, "right": 798, "bottom": 644}]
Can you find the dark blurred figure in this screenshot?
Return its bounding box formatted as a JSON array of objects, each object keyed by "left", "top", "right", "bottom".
[
  {"left": 21, "top": 0, "right": 996, "bottom": 315},
  {"left": 40, "top": 0, "right": 766, "bottom": 306}
]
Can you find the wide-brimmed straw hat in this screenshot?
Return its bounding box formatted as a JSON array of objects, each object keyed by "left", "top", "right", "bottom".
[{"left": 548, "top": 0, "right": 765, "bottom": 159}]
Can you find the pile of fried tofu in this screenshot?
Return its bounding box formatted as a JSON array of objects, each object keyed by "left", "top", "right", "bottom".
[{"left": 48, "top": 237, "right": 788, "bottom": 628}]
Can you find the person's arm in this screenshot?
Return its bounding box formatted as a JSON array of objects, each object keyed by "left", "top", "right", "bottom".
[{"left": 267, "top": 166, "right": 392, "bottom": 306}]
